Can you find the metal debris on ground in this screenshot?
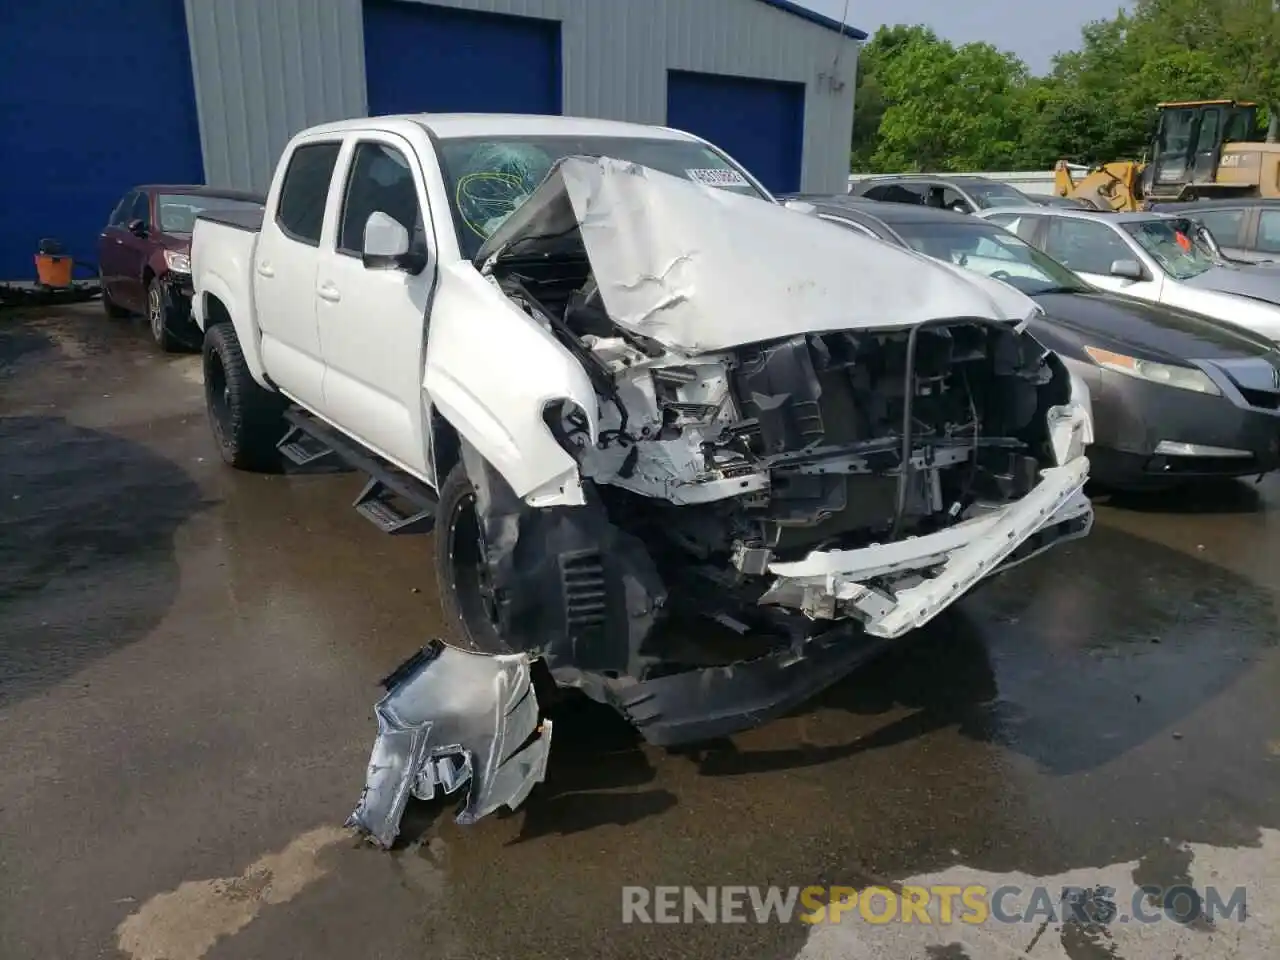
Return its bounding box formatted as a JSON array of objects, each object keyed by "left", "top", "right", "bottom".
[{"left": 347, "top": 640, "right": 552, "bottom": 849}]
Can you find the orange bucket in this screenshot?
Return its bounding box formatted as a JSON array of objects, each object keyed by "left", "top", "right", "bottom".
[{"left": 34, "top": 253, "right": 73, "bottom": 287}]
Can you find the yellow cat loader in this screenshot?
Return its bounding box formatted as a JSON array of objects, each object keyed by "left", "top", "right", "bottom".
[{"left": 1054, "top": 100, "right": 1280, "bottom": 211}]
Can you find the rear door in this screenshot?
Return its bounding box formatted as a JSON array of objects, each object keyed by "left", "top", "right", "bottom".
[
  {"left": 253, "top": 137, "right": 344, "bottom": 412},
  {"left": 316, "top": 134, "right": 435, "bottom": 474}
]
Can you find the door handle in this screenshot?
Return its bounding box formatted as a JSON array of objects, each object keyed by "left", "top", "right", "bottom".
[
  {"left": 317, "top": 282, "right": 341, "bottom": 303},
  {"left": 256, "top": 261, "right": 275, "bottom": 278}
]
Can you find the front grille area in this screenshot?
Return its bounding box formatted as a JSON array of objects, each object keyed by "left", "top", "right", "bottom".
[{"left": 1239, "top": 387, "right": 1280, "bottom": 410}]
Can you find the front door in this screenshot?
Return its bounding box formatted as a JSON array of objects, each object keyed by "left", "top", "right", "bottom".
[
  {"left": 315, "top": 135, "right": 435, "bottom": 475},
  {"left": 253, "top": 138, "right": 344, "bottom": 413},
  {"left": 1040, "top": 217, "right": 1164, "bottom": 301},
  {"left": 116, "top": 191, "right": 154, "bottom": 311},
  {"left": 1191, "top": 106, "right": 1225, "bottom": 183},
  {"left": 98, "top": 191, "right": 135, "bottom": 299}
]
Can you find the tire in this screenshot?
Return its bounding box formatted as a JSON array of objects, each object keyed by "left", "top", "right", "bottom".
[
  {"left": 147, "top": 278, "right": 181, "bottom": 352},
  {"left": 434, "top": 461, "right": 507, "bottom": 653},
  {"left": 202, "top": 323, "right": 285, "bottom": 472},
  {"left": 100, "top": 272, "right": 129, "bottom": 318}
]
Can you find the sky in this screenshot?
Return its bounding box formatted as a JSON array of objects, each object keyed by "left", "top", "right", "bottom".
[{"left": 797, "top": 0, "right": 1130, "bottom": 74}]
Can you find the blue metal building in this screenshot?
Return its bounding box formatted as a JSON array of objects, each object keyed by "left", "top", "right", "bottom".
[{"left": 0, "top": 0, "right": 863, "bottom": 280}]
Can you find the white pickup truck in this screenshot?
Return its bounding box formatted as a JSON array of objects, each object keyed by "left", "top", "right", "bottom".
[{"left": 191, "top": 113, "right": 1095, "bottom": 845}]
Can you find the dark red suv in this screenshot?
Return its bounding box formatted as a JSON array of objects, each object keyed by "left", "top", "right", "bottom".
[{"left": 98, "top": 185, "right": 263, "bottom": 351}]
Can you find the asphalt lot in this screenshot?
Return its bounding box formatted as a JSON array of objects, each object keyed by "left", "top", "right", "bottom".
[{"left": 2, "top": 304, "right": 1279, "bottom": 960}]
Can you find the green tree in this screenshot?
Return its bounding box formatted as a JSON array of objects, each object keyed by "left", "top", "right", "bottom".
[
  {"left": 849, "top": 0, "right": 1280, "bottom": 173},
  {"left": 1130, "top": 0, "right": 1280, "bottom": 140},
  {"left": 851, "top": 26, "right": 1035, "bottom": 172},
  {"left": 1022, "top": 13, "right": 1231, "bottom": 165}
]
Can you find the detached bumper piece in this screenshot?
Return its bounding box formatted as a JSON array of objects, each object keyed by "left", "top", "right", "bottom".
[
  {"left": 347, "top": 640, "right": 552, "bottom": 848},
  {"left": 761, "top": 458, "right": 1093, "bottom": 639}
]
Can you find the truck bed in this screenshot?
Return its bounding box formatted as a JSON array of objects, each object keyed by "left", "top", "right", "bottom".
[
  {"left": 196, "top": 207, "right": 264, "bottom": 232},
  {"left": 190, "top": 212, "right": 261, "bottom": 344}
]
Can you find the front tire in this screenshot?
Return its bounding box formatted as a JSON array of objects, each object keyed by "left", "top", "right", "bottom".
[
  {"left": 434, "top": 461, "right": 507, "bottom": 653},
  {"left": 202, "top": 323, "right": 284, "bottom": 472},
  {"left": 148, "top": 278, "right": 182, "bottom": 352}
]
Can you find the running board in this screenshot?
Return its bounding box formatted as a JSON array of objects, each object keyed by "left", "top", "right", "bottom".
[
  {"left": 281, "top": 407, "right": 438, "bottom": 536},
  {"left": 277, "top": 425, "right": 339, "bottom": 467},
  {"left": 353, "top": 478, "right": 434, "bottom": 535}
]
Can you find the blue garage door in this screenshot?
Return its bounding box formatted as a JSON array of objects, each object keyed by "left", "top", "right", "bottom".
[
  {"left": 363, "top": 1, "right": 561, "bottom": 116},
  {"left": 0, "top": 0, "right": 203, "bottom": 281},
  {"left": 667, "top": 70, "right": 805, "bottom": 194}
]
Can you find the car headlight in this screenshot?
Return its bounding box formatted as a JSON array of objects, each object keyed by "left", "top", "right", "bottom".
[
  {"left": 1083, "top": 346, "right": 1220, "bottom": 395},
  {"left": 164, "top": 250, "right": 191, "bottom": 273}
]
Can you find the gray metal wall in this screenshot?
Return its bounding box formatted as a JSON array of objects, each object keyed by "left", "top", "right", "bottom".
[{"left": 183, "top": 0, "right": 858, "bottom": 194}]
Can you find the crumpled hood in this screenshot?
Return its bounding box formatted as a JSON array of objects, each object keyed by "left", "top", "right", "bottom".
[
  {"left": 476, "top": 156, "right": 1042, "bottom": 354},
  {"left": 1183, "top": 264, "right": 1280, "bottom": 305}
]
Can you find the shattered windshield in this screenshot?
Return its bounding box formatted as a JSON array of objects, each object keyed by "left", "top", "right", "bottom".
[
  {"left": 1123, "top": 218, "right": 1214, "bottom": 279},
  {"left": 894, "top": 221, "right": 1091, "bottom": 296},
  {"left": 435, "top": 135, "right": 768, "bottom": 258}
]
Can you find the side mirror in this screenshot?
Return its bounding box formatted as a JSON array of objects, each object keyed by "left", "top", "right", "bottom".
[
  {"left": 783, "top": 199, "right": 817, "bottom": 216},
  {"left": 362, "top": 211, "right": 412, "bottom": 270},
  {"left": 127, "top": 218, "right": 147, "bottom": 237},
  {"left": 1109, "top": 259, "right": 1146, "bottom": 281}
]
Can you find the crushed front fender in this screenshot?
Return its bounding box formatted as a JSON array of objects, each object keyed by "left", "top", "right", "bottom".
[{"left": 347, "top": 640, "right": 552, "bottom": 849}]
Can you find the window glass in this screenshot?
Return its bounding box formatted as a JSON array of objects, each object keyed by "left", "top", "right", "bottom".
[
  {"left": 1195, "top": 209, "right": 1245, "bottom": 246},
  {"left": 338, "top": 142, "right": 425, "bottom": 255},
  {"left": 130, "top": 192, "right": 151, "bottom": 228},
  {"left": 1122, "top": 218, "right": 1214, "bottom": 279},
  {"left": 435, "top": 134, "right": 766, "bottom": 259},
  {"left": 108, "top": 192, "right": 135, "bottom": 227},
  {"left": 940, "top": 187, "right": 973, "bottom": 213},
  {"left": 1042, "top": 219, "right": 1134, "bottom": 275},
  {"left": 818, "top": 214, "right": 878, "bottom": 238},
  {"left": 1195, "top": 109, "right": 1221, "bottom": 153},
  {"left": 985, "top": 213, "right": 1041, "bottom": 241},
  {"left": 863, "top": 183, "right": 926, "bottom": 205},
  {"left": 894, "top": 221, "right": 1089, "bottom": 296},
  {"left": 276, "top": 141, "right": 342, "bottom": 245},
  {"left": 1257, "top": 211, "right": 1280, "bottom": 254},
  {"left": 960, "top": 181, "right": 1028, "bottom": 209}
]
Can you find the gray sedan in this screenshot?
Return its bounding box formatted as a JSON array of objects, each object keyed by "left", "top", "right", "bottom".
[{"left": 973, "top": 206, "right": 1280, "bottom": 345}]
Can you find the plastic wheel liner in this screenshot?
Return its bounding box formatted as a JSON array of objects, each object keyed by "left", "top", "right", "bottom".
[{"left": 347, "top": 640, "right": 551, "bottom": 849}]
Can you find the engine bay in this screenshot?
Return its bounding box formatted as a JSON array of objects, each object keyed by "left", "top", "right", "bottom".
[{"left": 495, "top": 261, "right": 1071, "bottom": 575}]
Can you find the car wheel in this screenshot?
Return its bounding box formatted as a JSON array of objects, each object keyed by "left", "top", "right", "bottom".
[
  {"left": 434, "top": 461, "right": 509, "bottom": 654},
  {"left": 202, "top": 323, "right": 284, "bottom": 472},
  {"left": 147, "top": 278, "right": 181, "bottom": 352},
  {"left": 100, "top": 272, "right": 128, "bottom": 318}
]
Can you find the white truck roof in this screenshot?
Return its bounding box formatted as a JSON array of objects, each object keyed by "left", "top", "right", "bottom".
[{"left": 298, "top": 112, "right": 696, "bottom": 142}]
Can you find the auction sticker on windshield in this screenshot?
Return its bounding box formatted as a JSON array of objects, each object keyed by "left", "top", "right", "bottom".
[{"left": 687, "top": 168, "right": 750, "bottom": 188}]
